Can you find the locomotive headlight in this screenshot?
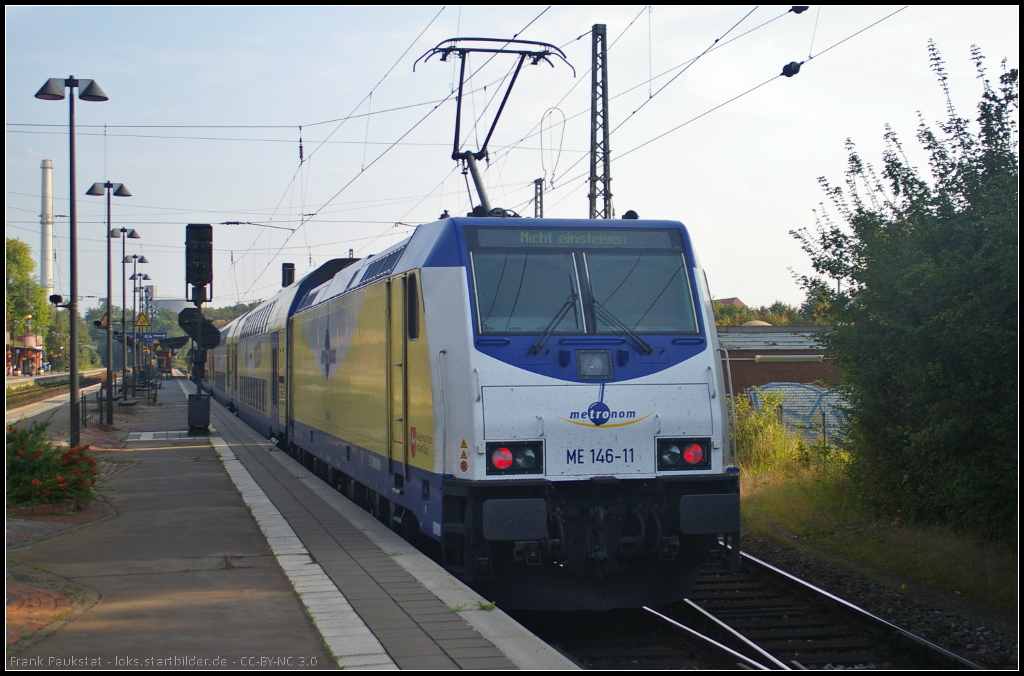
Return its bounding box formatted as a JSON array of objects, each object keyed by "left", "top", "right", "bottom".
[
  {"left": 660, "top": 444, "right": 682, "bottom": 467},
  {"left": 487, "top": 442, "right": 544, "bottom": 475},
  {"left": 658, "top": 438, "right": 711, "bottom": 471},
  {"left": 514, "top": 447, "right": 537, "bottom": 469}
]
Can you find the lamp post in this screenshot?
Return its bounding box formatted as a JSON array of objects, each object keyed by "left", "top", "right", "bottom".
[
  {"left": 131, "top": 271, "right": 151, "bottom": 390},
  {"left": 113, "top": 229, "right": 140, "bottom": 393},
  {"left": 35, "top": 76, "right": 108, "bottom": 447},
  {"left": 140, "top": 277, "right": 154, "bottom": 380},
  {"left": 86, "top": 182, "right": 132, "bottom": 424},
  {"left": 126, "top": 256, "right": 148, "bottom": 396}
]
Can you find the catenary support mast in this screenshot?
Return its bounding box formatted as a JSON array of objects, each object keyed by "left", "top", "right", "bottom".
[{"left": 589, "top": 24, "right": 613, "bottom": 219}]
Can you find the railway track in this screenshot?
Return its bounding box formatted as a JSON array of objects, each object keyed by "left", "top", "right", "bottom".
[
  {"left": 650, "top": 552, "right": 985, "bottom": 670},
  {"left": 513, "top": 551, "right": 985, "bottom": 670},
  {"left": 507, "top": 607, "right": 719, "bottom": 669},
  {"left": 5, "top": 369, "right": 106, "bottom": 410}
]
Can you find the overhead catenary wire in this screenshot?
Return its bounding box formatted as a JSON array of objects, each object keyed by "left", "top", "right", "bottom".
[
  {"left": 301, "top": 5, "right": 448, "bottom": 167},
  {"left": 487, "top": 5, "right": 792, "bottom": 168},
  {"left": 608, "top": 6, "right": 758, "bottom": 136},
  {"left": 6, "top": 186, "right": 489, "bottom": 218},
  {"left": 229, "top": 6, "right": 556, "bottom": 302},
  {"left": 224, "top": 6, "right": 449, "bottom": 300},
  {"left": 523, "top": 6, "right": 913, "bottom": 216},
  {"left": 17, "top": 6, "right": 915, "bottom": 305},
  {"left": 500, "top": 6, "right": 775, "bottom": 198},
  {"left": 808, "top": 6, "right": 821, "bottom": 60},
  {"left": 4, "top": 75, "right": 528, "bottom": 137}
]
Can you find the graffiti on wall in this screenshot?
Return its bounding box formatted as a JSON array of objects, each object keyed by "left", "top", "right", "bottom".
[{"left": 747, "top": 382, "right": 846, "bottom": 442}]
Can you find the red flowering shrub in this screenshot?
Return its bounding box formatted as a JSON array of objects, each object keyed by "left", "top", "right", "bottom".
[{"left": 6, "top": 422, "right": 98, "bottom": 507}]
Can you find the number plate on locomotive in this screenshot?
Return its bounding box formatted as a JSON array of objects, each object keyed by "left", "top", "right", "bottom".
[{"left": 565, "top": 448, "right": 635, "bottom": 464}]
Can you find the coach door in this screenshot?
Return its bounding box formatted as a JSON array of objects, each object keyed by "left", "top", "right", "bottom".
[
  {"left": 270, "top": 332, "right": 280, "bottom": 428},
  {"left": 387, "top": 276, "right": 409, "bottom": 481}
]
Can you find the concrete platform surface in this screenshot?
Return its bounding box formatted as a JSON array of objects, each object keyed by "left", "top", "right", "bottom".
[{"left": 6, "top": 376, "right": 577, "bottom": 670}]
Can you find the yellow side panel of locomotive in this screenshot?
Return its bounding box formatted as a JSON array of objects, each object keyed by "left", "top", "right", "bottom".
[
  {"left": 291, "top": 283, "right": 388, "bottom": 457},
  {"left": 404, "top": 272, "right": 436, "bottom": 473}
]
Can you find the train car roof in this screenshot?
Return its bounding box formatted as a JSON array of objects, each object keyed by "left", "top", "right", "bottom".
[
  {"left": 292, "top": 216, "right": 696, "bottom": 313},
  {"left": 217, "top": 257, "right": 360, "bottom": 339}
]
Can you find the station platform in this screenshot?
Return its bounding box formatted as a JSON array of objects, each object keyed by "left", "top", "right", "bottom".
[{"left": 6, "top": 376, "right": 576, "bottom": 670}]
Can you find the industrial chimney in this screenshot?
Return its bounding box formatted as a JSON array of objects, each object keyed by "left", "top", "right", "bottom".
[
  {"left": 282, "top": 262, "right": 295, "bottom": 287},
  {"left": 40, "top": 160, "right": 54, "bottom": 297}
]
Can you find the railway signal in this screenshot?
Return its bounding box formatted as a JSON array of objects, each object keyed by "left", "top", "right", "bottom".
[{"left": 183, "top": 223, "right": 216, "bottom": 432}]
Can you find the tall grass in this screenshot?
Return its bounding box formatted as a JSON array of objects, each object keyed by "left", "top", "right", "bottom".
[
  {"left": 731, "top": 389, "right": 848, "bottom": 476},
  {"left": 734, "top": 390, "right": 804, "bottom": 474},
  {"left": 731, "top": 389, "right": 1016, "bottom": 610}
]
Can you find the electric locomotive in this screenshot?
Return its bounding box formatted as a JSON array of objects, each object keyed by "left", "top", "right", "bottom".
[{"left": 207, "top": 215, "right": 740, "bottom": 611}]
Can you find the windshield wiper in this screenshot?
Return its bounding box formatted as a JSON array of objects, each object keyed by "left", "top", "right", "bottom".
[
  {"left": 528, "top": 288, "right": 578, "bottom": 355},
  {"left": 592, "top": 300, "right": 654, "bottom": 355}
]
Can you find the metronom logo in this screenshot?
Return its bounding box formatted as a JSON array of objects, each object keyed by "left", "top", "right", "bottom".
[{"left": 560, "top": 400, "right": 653, "bottom": 428}]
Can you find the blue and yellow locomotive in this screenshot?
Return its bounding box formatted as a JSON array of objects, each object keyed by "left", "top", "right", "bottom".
[{"left": 206, "top": 216, "right": 740, "bottom": 611}]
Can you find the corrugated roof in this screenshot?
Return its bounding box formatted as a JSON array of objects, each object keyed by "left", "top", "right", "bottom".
[{"left": 715, "top": 325, "right": 830, "bottom": 351}]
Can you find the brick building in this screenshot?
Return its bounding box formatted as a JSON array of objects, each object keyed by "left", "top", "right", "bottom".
[
  {"left": 715, "top": 325, "right": 838, "bottom": 391},
  {"left": 716, "top": 325, "right": 843, "bottom": 440}
]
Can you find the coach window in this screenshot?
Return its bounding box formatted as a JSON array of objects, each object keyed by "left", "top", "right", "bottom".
[{"left": 407, "top": 273, "right": 420, "bottom": 340}]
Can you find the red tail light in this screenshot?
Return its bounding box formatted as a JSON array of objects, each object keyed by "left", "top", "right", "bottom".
[
  {"left": 658, "top": 438, "right": 711, "bottom": 471},
  {"left": 486, "top": 442, "right": 545, "bottom": 475},
  {"left": 683, "top": 443, "right": 704, "bottom": 464},
  {"left": 491, "top": 447, "right": 513, "bottom": 470}
]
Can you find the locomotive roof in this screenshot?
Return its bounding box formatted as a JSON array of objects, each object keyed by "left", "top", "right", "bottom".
[{"left": 293, "top": 216, "right": 695, "bottom": 314}]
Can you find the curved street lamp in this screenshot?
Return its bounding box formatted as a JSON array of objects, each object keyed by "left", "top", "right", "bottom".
[
  {"left": 35, "top": 76, "right": 108, "bottom": 446},
  {"left": 87, "top": 182, "right": 131, "bottom": 424}
]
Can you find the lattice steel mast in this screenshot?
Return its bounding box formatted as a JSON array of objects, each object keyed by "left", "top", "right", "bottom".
[{"left": 589, "top": 24, "right": 613, "bottom": 219}]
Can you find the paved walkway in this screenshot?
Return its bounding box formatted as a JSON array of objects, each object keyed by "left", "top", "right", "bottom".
[{"left": 6, "top": 377, "right": 574, "bottom": 670}]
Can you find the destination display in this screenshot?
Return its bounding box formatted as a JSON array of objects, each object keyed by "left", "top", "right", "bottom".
[{"left": 471, "top": 227, "right": 679, "bottom": 250}]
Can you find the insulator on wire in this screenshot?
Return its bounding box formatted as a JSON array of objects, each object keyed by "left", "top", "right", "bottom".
[{"left": 782, "top": 61, "right": 803, "bottom": 77}]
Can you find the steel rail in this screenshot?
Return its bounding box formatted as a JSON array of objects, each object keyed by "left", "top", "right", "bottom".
[
  {"left": 682, "top": 597, "right": 792, "bottom": 669},
  {"left": 740, "top": 552, "right": 985, "bottom": 670},
  {"left": 643, "top": 606, "right": 772, "bottom": 670}
]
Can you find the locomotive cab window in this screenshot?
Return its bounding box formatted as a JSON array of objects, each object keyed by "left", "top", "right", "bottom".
[
  {"left": 470, "top": 251, "right": 583, "bottom": 334},
  {"left": 466, "top": 226, "right": 699, "bottom": 336},
  {"left": 584, "top": 252, "right": 697, "bottom": 334}
]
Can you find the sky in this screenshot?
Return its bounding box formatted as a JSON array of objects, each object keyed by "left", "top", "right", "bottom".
[{"left": 6, "top": 5, "right": 1019, "bottom": 312}]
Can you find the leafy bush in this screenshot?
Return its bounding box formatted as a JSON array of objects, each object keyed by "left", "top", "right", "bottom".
[
  {"left": 6, "top": 421, "right": 97, "bottom": 507},
  {"left": 791, "top": 45, "right": 1017, "bottom": 539}
]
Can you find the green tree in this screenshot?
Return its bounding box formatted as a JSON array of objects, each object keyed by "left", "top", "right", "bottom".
[
  {"left": 791, "top": 44, "right": 1017, "bottom": 538},
  {"left": 84, "top": 305, "right": 188, "bottom": 370},
  {"left": 713, "top": 300, "right": 812, "bottom": 326},
  {"left": 42, "top": 310, "right": 101, "bottom": 370},
  {"left": 204, "top": 301, "right": 260, "bottom": 328},
  {"left": 76, "top": 313, "right": 102, "bottom": 369},
  {"left": 5, "top": 237, "right": 51, "bottom": 337}
]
